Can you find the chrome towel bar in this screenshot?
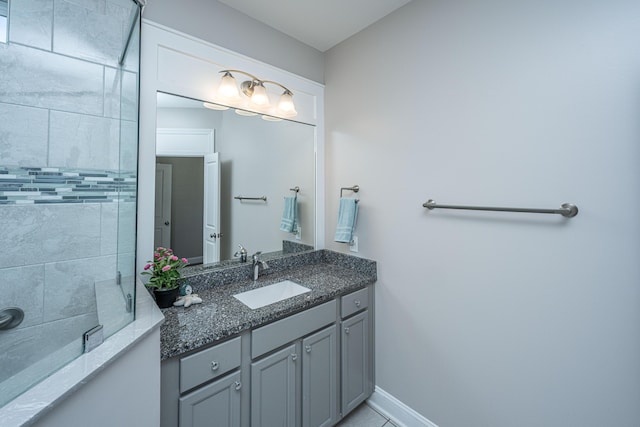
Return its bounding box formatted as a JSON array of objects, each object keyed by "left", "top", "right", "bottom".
[
  {"left": 234, "top": 195, "right": 267, "bottom": 202},
  {"left": 423, "top": 199, "right": 578, "bottom": 218}
]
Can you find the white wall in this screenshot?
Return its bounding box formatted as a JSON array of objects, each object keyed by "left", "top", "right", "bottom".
[
  {"left": 325, "top": 1, "right": 640, "bottom": 426},
  {"left": 143, "top": 0, "right": 324, "bottom": 83},
  {"left": 30, "top": 327, "right": 160, "bottom": 427}
]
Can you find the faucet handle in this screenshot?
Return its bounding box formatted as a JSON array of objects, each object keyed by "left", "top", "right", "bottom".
[{"left": 252, "top": 251, "right": 262, "bottom": 260}]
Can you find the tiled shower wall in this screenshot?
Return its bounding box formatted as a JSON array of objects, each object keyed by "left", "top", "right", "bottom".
[{"left": 0, "top": 0, "right": 139, "bottom": 383}]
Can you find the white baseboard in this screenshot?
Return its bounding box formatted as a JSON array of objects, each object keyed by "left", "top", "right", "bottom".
[{"left": 367, "top": 386, "right": 439, "bottom": 427}]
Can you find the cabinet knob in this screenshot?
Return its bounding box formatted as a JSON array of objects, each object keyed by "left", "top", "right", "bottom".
[
  {"left": 305, "top": 345, "right": 312, "bottom": 353},
  {"left": 344, "top": 327, "right": 350, "bottom": 334},
  {"left": 210, "top": 361, "right": 219, "bottom": 371},
  {"left": 354, "top": 300, "right": 361, "bottom": 307},
  {"left": 291, "top": 353, "right": 298, "bottom": 361},
  {"left": 164, "top": 221, "right": 170, "bottom": 226},
  {"left": 234, "top": 381, "right": 242, "bottom": 391}
]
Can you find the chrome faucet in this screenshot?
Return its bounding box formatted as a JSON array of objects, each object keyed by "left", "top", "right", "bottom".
[{"left": 252, "top": 251, "right": 269, "bottom": 281}]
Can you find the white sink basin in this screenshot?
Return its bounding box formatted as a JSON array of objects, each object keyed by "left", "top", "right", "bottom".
[{"left": 233, "top": 280, "right": 311, "bottom": 309}]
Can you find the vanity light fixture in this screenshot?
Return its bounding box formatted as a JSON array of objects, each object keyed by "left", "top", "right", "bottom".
[{"left": 217, "top": 69, "right": 298, "bottom": 118}]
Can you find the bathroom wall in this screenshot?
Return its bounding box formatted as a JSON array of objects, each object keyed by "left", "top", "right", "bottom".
[
  {"left": 142, "top": 0, "right": 325, "bottom": 83},
  {"left": 325, "top": 0, "right": 640, "bottom": 426},
  {"left": 0, "top": 0, "right": 138, "bottom": 397}
]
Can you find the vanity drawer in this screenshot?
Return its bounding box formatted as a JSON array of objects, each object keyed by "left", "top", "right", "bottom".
[
  {"left": 341, "top": 287, "right": 369, "bottom": 318},
  {"left": 251, "top": 300, "right": 336, "bottom": 359},
  {"left": 180, "top": 336, "right": 241, "bottom": 393}
]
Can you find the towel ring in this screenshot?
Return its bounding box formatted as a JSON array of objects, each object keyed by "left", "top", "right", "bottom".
[{"left": 340, "top": 185, "right": 359, "bottom": 198}]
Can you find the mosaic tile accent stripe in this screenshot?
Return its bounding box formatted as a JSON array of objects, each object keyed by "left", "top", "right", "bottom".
[{"left": 0, "top": 166, "right": 136, "bottom": 204}]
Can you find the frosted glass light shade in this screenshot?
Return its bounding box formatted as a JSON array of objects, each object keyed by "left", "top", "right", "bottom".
[
  {"left": 250, "top": 83, "right": 270, "bottom": 107},
  {"left": 218, "top": 72, "right": 240, "bottom": 99},
  {"left": 277, "top": 91, "right": 297, "bottom": 117}
]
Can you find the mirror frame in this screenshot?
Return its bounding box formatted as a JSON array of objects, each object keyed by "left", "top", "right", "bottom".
[{"left": 137, "top": 21, "right": 325, "bottom": 275}]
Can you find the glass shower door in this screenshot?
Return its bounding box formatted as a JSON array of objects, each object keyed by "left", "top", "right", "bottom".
[{"left": 0, "top": 0, "right": 141, "bottom": 407}]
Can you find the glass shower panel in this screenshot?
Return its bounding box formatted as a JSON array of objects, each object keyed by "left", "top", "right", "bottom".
[{"left": 0, "top": 0, "right": 141, "bottom": 407}]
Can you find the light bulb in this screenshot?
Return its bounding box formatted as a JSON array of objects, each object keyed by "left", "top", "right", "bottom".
[
  {"left": 218, "top": 72, "right": 239, "bottom": 99},
  {"left": 277, "top": 90, "right": 297, "bottom": 117},
  {"left": 250, "top": 82, "right": 270, "bottom": 107}
]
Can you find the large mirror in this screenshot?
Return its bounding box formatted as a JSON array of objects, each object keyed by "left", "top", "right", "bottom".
[{"left": 155, "top": 92, "right": 316, "bottom": 268}]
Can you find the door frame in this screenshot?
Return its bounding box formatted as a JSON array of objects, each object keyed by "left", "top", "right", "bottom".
[{"left": 156, "top": 128, "right": 216, "bottom": 264}]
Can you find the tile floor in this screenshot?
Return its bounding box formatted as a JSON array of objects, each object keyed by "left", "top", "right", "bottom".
[{"left": 336, "top": 402, "right": 398, "bottom": 427}]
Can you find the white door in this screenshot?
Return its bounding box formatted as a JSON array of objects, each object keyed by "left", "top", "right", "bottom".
[
  {"left": 155, "top": 163, "right": 172, "bottom": 249},
  {"left": 203, "top": 153, "right": 220, "bottom": 263}
]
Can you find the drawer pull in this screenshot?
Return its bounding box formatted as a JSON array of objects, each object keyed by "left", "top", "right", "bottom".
[
  {"left": 344, "top": 327, "right": 350, "bottom": 335},
  {"left": 305, "top": 345, "right": 312, "bottom": 353},
  {"left": 210, "top": 361, "right": 219, "bottom": 371},
  {"left": 291, "top": 353, "right": 298, "bottom": 361},
  {"left": 354, "top": 300, "right": 361, "bottom": 307},
  {"left": 234, "top": 381, "right": 242, "bottom": 391}
]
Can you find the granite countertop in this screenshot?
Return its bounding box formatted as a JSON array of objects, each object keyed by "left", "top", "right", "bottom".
[{"left": 160, "top": 250, "right": 376, "bottom": 360}]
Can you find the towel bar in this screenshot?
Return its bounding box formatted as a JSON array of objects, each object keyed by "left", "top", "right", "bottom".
[
  {"left": 423, "top": 199, "right": 578, "bottom": 218},
  {"left": 234, "top": 195, "right": 267, "bottom": 202},
  {"left": 290, "top": 186, "right": 300, "bottom": 193}
]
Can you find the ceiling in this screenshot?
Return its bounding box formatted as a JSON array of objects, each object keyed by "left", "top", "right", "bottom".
[{"left": 218, "top": 0, "right": 412, "bottom": 52}]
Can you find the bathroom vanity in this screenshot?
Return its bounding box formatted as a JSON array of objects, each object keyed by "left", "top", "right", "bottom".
[{"left": 159, "top": 250, "right": 376, "bottom": 427}]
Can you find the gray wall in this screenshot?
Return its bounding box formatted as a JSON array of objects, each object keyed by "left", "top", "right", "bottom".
[
  {"left": 143, "top": 0, "right": 325, "bottom": 83},
  {"left": 326, "top": 0, "right": 640, "bottom": 426}
]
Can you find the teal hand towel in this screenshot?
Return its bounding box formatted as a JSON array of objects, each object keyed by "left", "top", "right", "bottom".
[
  {"left": 334, "top": 198, "right": 358, "bottom": 243},
  {"left": 280, "top": 196, "right": 298, "bottom": 232}
]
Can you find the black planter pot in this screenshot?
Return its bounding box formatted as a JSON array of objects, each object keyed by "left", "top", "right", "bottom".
[{"left": 153, "top": 287, "right": 179, "bottom": 308}]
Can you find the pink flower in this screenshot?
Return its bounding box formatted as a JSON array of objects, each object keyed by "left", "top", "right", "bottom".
[
  {"left": 181, "top": 258, "right": 188, "bottom": 263},
  {"left": 143, "top": 263, "right": 152, "bottom": 270},
  {"left": 161, "top": 265, "right": 172, "bottom": 272},
  {"left": 170, "top": 255, "right": 178, "bottom": 261}
]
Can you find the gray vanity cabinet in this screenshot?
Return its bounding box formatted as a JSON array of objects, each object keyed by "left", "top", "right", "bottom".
[
  {"left": 302, "top": 326, "right": 338, "bottom": 427},
  {"left": 161, "top": 335, "right": 244, "bottom": 427},
  {"left": 250, "top": 325, "right": 338, "bottom": 427},
  {"left": 161, "top": 284, "right": 375, "bottom": 427},
  {"left": 250, "top": 344, "right": 297, "bottom": 427},
  {"left": 341, "top": 311, "right": 370, "bottom": 415},
  {"left": 340, "top": 286, "right": 373, "bottom": 416},
  {"left": 179, "top": 371, "right": 242, "bottom": 427},
  {"left": 250, "top": 301, "right": 339, "bottom": 427}
]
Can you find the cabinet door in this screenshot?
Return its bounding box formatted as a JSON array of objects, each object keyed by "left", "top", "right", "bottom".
[
  {"left": 341, "top": 311, "right": 369, "bottom": 416},
  {"left": 302, "top": 325, "right": 338, "bottom": 427},
  {"left": 251, "top": 344, "right": 297, "bottom": 427},
  {"left": 179, "top": 371, "right": 241, "bottom": 427}
]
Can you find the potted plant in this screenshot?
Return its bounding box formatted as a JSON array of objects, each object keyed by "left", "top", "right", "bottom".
[{"left": 142, "top": 247, "right": 189, "bottom": 308}]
